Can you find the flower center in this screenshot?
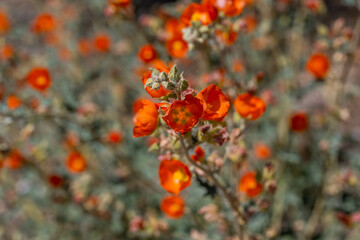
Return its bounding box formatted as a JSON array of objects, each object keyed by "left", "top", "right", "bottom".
[
  {"left": 173, "top": 169, "right": 189, "bottom": 183},
  {"left": 36, "top": 76, "right": 47, "bottom": 87},
  {"left": 172, "top": 107, "right": 192, "bottom": 124},
  {"left": 172, "top": 40, "right": 184, "bottom": 51},
  {"left": 169, "top": 203, "right": 181, "bottom": 213}
]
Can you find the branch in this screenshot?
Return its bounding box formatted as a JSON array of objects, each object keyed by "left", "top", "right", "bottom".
[{"left": 177, "top": 132, "right": 245, "bottom": 239}]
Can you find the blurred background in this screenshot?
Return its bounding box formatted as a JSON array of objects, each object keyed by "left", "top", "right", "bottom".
[{"left": 0, "top": 0, "right": 360, "bottom": 239}]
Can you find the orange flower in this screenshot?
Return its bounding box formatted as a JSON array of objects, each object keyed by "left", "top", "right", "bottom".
[
  {"left": 161, "top": 195, "right": 185, "bottom": 218},
  {"left": 4, "top": 150, "right": 23, "bottom": 169},
  {"left": 306, "top": 53, "right": 330, "bottom": 79},
  {"left": 133, "top": 98, "right": 159, "bottom": 137},
  {"left": 234, "top": 93, "right": 266, "bottom": 120},
  {"left": 254, "top": 142, "right": 272, "bottom": 160},
  {"left": 66, "top": 152, "right": 87, "bottom": 173},
  {"left": 106, "top": 130, "right": 123, "bottom": 144},
  {"left": 290, "top": 112, "right": 308, "bottom": 132},
  {"left": 190, "top": 146, "right": 205, "bottom": 162},
  {"left": 181, "top": 3, "right": 218, "bottom": 26},
  {"left": 108, "top": 0, "right": 132, "bottom": 8},
  {"left": 166, "top": 38, "right": 188, "bottom": 58},
  {"left": 0, "top": 10, "right": 10, "bottom": 35},
  {"left": 305, "top": 0, "right": 321, "bottom": 12},
  {"left": 0, "top": 44, "right": 13, "bottom": 60},
  {"left": 204, "top": 0, "right": 246, "bottom": 17},
  {"left": 196, "top": 84, "right": 230, "bottom": 121},
  {"left": 94, "top": 34, "right": 111, "bottom": 52},
  {"left": 238, "top": 171, "right": 262, "bottom": 198},
  {"left": 26, "top": 67, "right": 51, "bottom": 91},
  {"left": 32, "top": 13, "right": 56, "bottom": 33},
  {"left": 232, "top": 59, "right": 245, "bottom": 73},
  {"left": 78, "top": 39, "right": 92, "bottom": 56},
  {"left": 159, "top": 159, "right": 191, "bottom": 194},
  {"left": 243, "top": 15, "right": 257, "bottom": 32},
  {"left": 141, "top": 70, "right": 171, "bottom": 98},
  {"left": 150, "top": 59, "right": 173, "bottom": 73},
  {"left": 162, "top": 95, "right": 203, "bottom": 133},
  {"left": 138, "top": 44, "right": 157, "bottom": 63},
  {"left": 216, "top": 27, "right": 238, "bottom": 45},
  {"left": 245, "top": 0, "right": 255, "bottom": 5},
  {"left": 7, "top": 94, "right": 21, "bottom": 110},
  {"left": 165, "top": 18, "right": 185, "bottom": 39}
]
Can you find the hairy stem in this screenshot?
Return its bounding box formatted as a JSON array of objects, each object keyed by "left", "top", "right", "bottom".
[{"left": 177, "top": 132, "right": 245, "bottom": 238}]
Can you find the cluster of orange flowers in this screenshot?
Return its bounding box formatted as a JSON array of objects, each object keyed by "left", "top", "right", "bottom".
[{"left": 132, "top": 59, "right": 269, "bottom": 217}]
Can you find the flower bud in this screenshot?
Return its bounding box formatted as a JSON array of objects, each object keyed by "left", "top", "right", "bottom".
[{"left": 168, "top": 65, "right": 179, "bottom": 82}]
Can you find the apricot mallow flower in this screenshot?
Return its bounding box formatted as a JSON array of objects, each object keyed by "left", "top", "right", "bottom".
[
  {"left": 203, "top": 0, "right": 246, "bottom": 17},
  {"left": 238, "top": 171, "right": 262, "bottom": 198},
  {"left": 181, "top": 3, "right": 218, "bottom": 26},
  {"left": 161, "top": 195, "right": 185, "bottom": 218},
  {"left": 234, "top": 93, "right": 266, "bottom": 120},
  {"left": 159, "top": 159, "right": 191, "bottom": 194},
  {"left": 306, "top": 53, "right": 330, "bottom": 79},
  {"left": 26, "top": 67, "right": 51, "bottom": 92},
  {"left": 196, "top": 84, "right": 230, "bottom": 121},
  {"left": 162, "top": 95, "right": 203, "bottom": 133},
  {"left": 133, "top": 98, "right": 159, "bottom": 137}
]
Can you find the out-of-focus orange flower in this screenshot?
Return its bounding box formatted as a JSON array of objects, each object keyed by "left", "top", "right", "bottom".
[
  {"left": 196, "top": 84, "right": 230, "bottom": 121},
  {"left": 108, "top": 0, "right": 132, "bottom": 8},
  {"left": 4, "top": 150, "right": 23, "bottom": 169},
  {"left": 32, "top": 13, "right": 56, "bottom": 33},
  {"left": 26, "top": 67, "right": 51, "bottom": 91},
  {"left": 0, "top": 10, "right": 10, "bottom": 35},
  {"left": 78, "top": 39, "right": 92, "bottom": 56},
  {"left": 204, "top": 0, "right": 246, "bottom": 17},
  {"left": 243, "top": 15, "right": 257, "bottom": 32},
  {"left": 0, "top": 44, "right": 13, "bottom": 60},
  {"left": 7, "top": 94, "right": 21, "bottom": 110},
  {"left": 133, "top": 98, "right": 159, "bottom": 137},
  {"left": 290, "top": 112, "right": 308, "bottom": 132},
  {"left": 254, "top": 142, "right": 272, "bottom": 160},
  {"left": 234, "top": 93, "right": 266, "bottom": 120},
  {"left": 94, "top": 34, "right": 111, "bottom": 53},
  {"left": 232, "top": 59, "right": 245, "bottom": 73},
  {"left": 162, "top": 95, "right": 203, "bottom": 133},
  {"left": 238, "top": 171, "right": 262, "bottom": 198},
  {"left": 138, "top": 44, "right": 157, "bottom": 63},
  {"left": 245, "top": 0, "right": 255, "bottom": 5},
  {"left": 181, "top": 3, "right": 218, "bottom": 26},
  {"left": 166, "top": 38, "right": 188, "bottom": 58},
  {"left": 305, "top": 0, "right": 321, "bottom": 12},
  {"left": 161, "top": 195, "right": 185, "bottom": 218},
  {"left": 141, "top": 70, "right": 171, "bottom": 98},
  {"left": 48, "top": 175, "right": 64, "bottom": 188},
  {"left": 106, "top": 130, "right": 123, "bottom": 144},
  {"left": 66, "top": 152, "right": 87, "bottom": 173},
  {"left": 149, "top": 59, "right": 173, "bottom": 73},
  {"left": 216, "top": 27, "right": 238, "bottom": 45},
  {"left": 306, "top": 53, "right": 330, "bottom": 79},
  {"left": 191, "top": 146, "right": 205, "bottom": 162},
  {"left": 165, "top": 18, "right": 185, "bottom": 39},
  {"left": 159, "top": 159, "right": 191, "bottom": 194}
]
